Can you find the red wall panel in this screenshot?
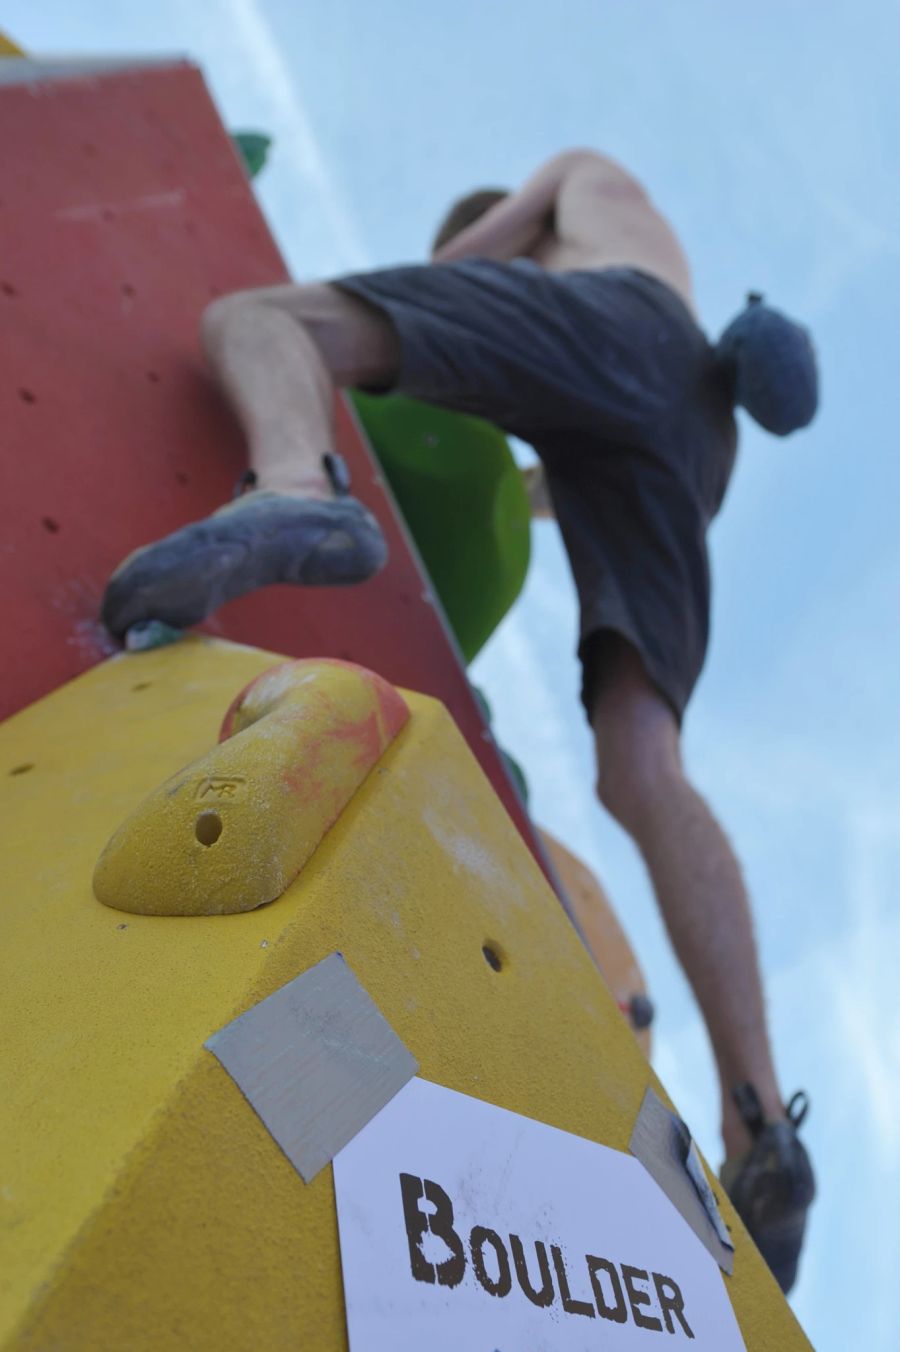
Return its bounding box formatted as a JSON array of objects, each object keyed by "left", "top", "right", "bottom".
[{"left": 0, "top": 62, "right": 557, "bottom": 888}]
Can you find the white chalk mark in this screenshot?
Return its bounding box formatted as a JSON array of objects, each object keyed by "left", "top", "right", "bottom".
[{"left": 57, "top": 190, "right": 187, "bottom": 222}]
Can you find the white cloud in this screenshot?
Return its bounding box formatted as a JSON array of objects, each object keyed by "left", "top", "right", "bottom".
[{"left": 217, "top": 0, "right": 370, "bottom": 272}]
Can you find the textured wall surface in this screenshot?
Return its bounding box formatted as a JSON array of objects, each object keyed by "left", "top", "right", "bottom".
[
  {"left": 0, "top": 60, "right": 551, "bottom": 883},
  {"left": 1, "top": 638, "right": 809, "bottom": 1349}
]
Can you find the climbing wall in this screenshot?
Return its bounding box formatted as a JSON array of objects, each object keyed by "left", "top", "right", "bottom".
[
  {"left": 0, "top": 638, "right": 812, "bottom": 1350},
  {"left": 0, "top": 54, "right": 814, "bottom": 1352},
  {"left": 0, "top": 59, "right": 551, "bottom": 880}
]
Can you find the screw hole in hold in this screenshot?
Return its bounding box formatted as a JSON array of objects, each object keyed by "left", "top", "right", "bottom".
[
  {"left": 175, "top": 471, "right": 189, "bottom": 486},
  {"left": 132, "top": 682, "right": 152, "bottom": 692},
  {"left": 2, "top": 282, "right": 17, "bottom": 297},
  {"left": 121, "top": 283, "right": 136, "bottom": 297},
  {"left": 42, "top": 517, "right": 60, "bottom": 534},
  {"left": 195, "top": 811, "right": 223, "bottom": 847},
  {"left": 146, "top": 370, "right": 161, "bottom": 384},
  {"left": 482, "top": 943, "right": 504, "bottom": 973},
  {"left": 10, "top": 763, "right": 34, "bottom": 776},
  {"left": 19, "top": 388, "right": 36, "bottom": 405}
]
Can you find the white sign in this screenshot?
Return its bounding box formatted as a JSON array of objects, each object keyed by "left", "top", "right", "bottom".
[{"left": 333, "top": 1078, "right": 746, "bottom": 1351}]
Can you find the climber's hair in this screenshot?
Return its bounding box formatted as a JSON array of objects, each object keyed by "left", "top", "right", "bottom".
[{"left": 432, "top": 189, "right": 509, "bottom": 253}]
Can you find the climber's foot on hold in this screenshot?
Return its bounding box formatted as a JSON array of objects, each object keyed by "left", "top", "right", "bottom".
[{"left": 101, "top": 468, "right": 388, "bottom": 639}]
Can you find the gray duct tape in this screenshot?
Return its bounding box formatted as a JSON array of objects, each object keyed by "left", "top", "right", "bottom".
[
  {"left": 629, "top": 1087, "right": 735, "bottom": 1274},
  {"left": 206, "top": 952, "right": 418, "bottom": 1183}
]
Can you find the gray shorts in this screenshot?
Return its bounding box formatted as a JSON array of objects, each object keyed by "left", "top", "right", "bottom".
[{"left": 333, "top": 259, "right": 737, "bottom": 722}]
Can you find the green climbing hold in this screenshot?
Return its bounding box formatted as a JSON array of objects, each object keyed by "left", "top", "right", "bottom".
[
  {"left": 350, "top": 393, "right": 531, "bottom": 664},
  {"left": 124, "top": 620, "right": 183, "bottom": 652},
  {"left": 232, "top": 132, "right": 273, "bottom": 180}
]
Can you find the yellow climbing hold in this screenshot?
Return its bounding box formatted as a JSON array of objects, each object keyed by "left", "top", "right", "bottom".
[{"left": 92, "top": 658, "right": 409, "bottom": 917}]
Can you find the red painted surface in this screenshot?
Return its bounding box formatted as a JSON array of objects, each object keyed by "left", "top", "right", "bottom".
[{"left": 0, "top": 62, "right": 558, "bottom": 889}]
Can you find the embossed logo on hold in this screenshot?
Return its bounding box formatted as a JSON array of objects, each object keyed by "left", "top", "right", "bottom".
[{"left": 195, "top": 776, "right": 246, "bottom": 802}]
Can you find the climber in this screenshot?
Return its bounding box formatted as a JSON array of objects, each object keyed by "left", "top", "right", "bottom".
[{"left": 101, "top": 147, "right": 818, "bottom": 1292}]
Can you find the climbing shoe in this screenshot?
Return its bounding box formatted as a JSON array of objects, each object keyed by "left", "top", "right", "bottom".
[
  {"left": 721, "top": 1083, "right": 815, "bottom": 1294},
  {"left": 101, "top": 487, "right": 387, "bottom": 639}
]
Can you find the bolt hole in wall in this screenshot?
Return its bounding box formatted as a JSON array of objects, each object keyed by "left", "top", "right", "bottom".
[
  {"left": 482, "top": 942, "right": 505, "bottom": 973},
  {"left": 2, "top": 282, "right": 17, "bottom": 296},
  {"left": 195, "top": 811, "right": 223, "bottom": 847},
  {"left": 42, "top": 518, "right": 60, "bottom": 534},
  {"left": 19, "top": 388, "right": 36, "bottom": 404},
  {"left": 9, "top": 764, "right": 35, "bottom": 776}
]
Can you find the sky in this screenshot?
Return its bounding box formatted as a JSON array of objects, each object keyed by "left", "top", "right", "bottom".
[{"left": 6, "top": 2, "right": 899, "bottom": 1345}]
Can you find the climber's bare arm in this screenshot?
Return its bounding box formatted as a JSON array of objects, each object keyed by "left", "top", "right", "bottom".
[
  {"left": 432, "top": 148, "right": 694, "bottom": 304},
  {"left": 522, "top": 464, "right": 555, "bottom": 520},
  {"left": 431, "top": 149, "right": 600, "bottom": 264}
]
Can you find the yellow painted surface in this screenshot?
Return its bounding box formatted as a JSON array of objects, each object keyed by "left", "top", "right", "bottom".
[
  {"left": 0, "top": 638, "right": 811, "bottom": 1350},
  {"left": 0, "top": 31, "right": 24, "bottom": 56},
  {"left": 93, "top": 657, "right": 408, "bottom": 915}
]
